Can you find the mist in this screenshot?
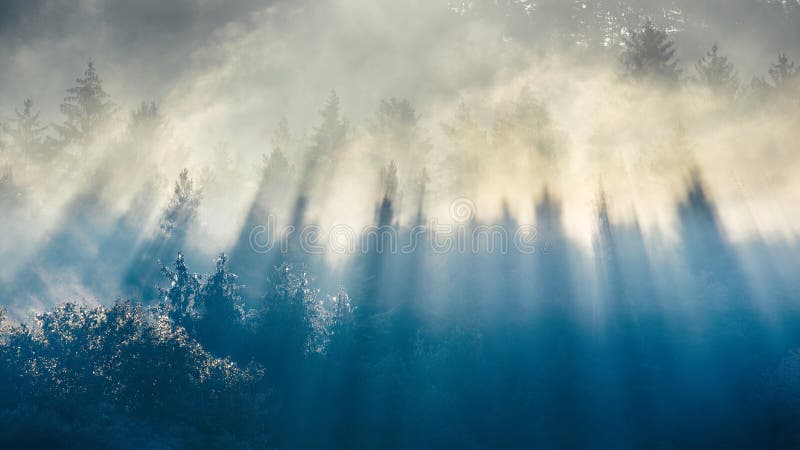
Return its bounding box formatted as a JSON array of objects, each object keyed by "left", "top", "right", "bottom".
[{"left": 1, "top": 1, "right": 800, "bottom": 449}]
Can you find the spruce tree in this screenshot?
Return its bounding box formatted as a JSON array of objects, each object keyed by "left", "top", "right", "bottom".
[
  {"left": 695, "top": 44, "right": 739, "bottom": 96},
  {"left": 56, "top": 61, "right": 116, "bottom": 144},
  {"left": 6, "top": 99, "right": 50, "bottom": 162},
  {"left": 621, "top": 21, "right": 681, "bottom": 83},
  {"left": 308, "top": 90, "right": 348, "bottom": 169},
  {"left": 368, "top": 98, "right": 431, "bottom": 182},
  {"left": 768, "top": 53, "right": 798, "bottom": 90}
]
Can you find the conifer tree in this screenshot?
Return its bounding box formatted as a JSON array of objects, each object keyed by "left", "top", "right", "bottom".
[
  {"left": 621, "top": 21, "right": 681, "bottom": 83},
  {"left": 368, "top": 98, "right": 431, "bottom": 183},
  {"left": 160, "top": 169, "right": 202, "bottom": 241},
  {"left": 695, "top": 44, "right": 739, "bottom": 96},
  {"left": 159, "top": 253, "right": 202, "bottom": 330},
  {"left": 55, "top": 61, "right": 116, "bottom": 144},
  {"left": 128, "top": 101, "right": 163, "bottom": 141},
  {"left": 6, "top": 99, "right": 50, "bottom": 163},
  {"left": 195, "top": 254, "right": 245, "bottom": 355},
  {"left": 768, "top": 53, "right": 798, "bottom": 89},
  {"left": 308, "top": 90, "right": 348, "bottom": 169}
]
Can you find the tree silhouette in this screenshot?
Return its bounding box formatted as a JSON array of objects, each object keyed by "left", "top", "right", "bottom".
[
  {"left": 493, "top": 88, "right": 557, "bottom": 159},
  {"left": 271, "top": 116, "right": 295, "bottom": 156},
  {"left": 5, "top": 99, "right": 50, "bottom": 164},
  {"left": 694, "top": 44, "right": 739, "bottom": 96},
  {"left": 160, "top": 168, "right": 202, "bottom": 241},
  {"left": 194, "top": 254, "right": 245, "bottom": 356},
  {"left": 256, "top": 262, "right": 332, "bottom": 358},
  {"left": 128, "top": 101, "right": 163, "bottom": 140},
  {"left": 159, "top": 253, "right": 202, "bottom": 331},
  {"left": 621, "top": 21, "right": 680, "bottom": 83},
  {"left": 55, "top": 61, "right": 116, "bottom": 144},
  {"left": 768, "top": 53, "right": 798, "bottom": 90},
  {"left": 368, "top": 98, "right": 431, "bottom": 193},
  {"left": 123, "top": 169, "right": 202, "bottom": 299},
  {"left": 308, "top": 90, "right": 348, "bottom": 170}
]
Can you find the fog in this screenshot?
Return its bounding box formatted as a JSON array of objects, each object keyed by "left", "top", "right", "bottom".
[
  {"left": 1, "top": 2, "right": 799, "bottom": 448},
  {"left": 1, "top": 2, "right": 798, "bottom": 281}
]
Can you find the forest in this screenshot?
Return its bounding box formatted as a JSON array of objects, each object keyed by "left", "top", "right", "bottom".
[{"left": 1, "top": 1, "right": 800, "bottom": 449}]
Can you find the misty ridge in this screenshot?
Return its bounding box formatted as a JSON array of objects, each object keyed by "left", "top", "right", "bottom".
[{"left": 0, "top": 1, "right": 800, "bottom": 449}]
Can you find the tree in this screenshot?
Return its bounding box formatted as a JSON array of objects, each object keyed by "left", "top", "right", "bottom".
[
  {"left": 271, "top": 116, "right": 296, "bottom": 157},
  {"left": 255, "top": 146, "right": 295, "bottom": 211},
  {"left": 0, "top": 165, "right": 24, "bottom": 209},
  {"left": 330, "top": 286, "right": 353, "bottom": 334},
  {"left": 123, "top": 170, "right": 202, "bottom": 300},
  {"left": 260, "top": 118, "right": 297, "bottom": 205},
  {"left": 263, "top": 147, "right": 294, "bottom": 184},
  {"left": 159, "top": 253, "right": 202, "bottom": 331},
  {"left": 55, "top": 61, "right": 116, "bottom": 144},
  {"left": 0, "top": 297, "right": 267, "bottom": 447},
  {"left": 253, "top": 263, "right": 332, "bottom": 363},
  {"left": 195, "top": 254, "right": 245, "bottom": 356},
  {"left": 128, "top": 101, "right": 163, "bottom": 141},
  {"left": 694, "top": 43, "right": 739, "bottom": 96},
  {"left": 768, "top": 53, "right": 798, "bottom": 90},
  {"left": 621, "top": 21, "right": 681, "bottom": 83},
  {"left": 308, "top": 90, "right": 348, "bottom": 170},
  {"left": 5, "top": 99, "right": 50, "bottom": 163},
  {"left": 118, "top": 101, "right": 165, "bottom": 171},
  {"left": 493, "top": 88, "right": 557, "bottom": 158},
  {"left": 367, "top": 98, "right": 431, "bottom": 183},
  {"left": 371, "top": 98, "right": 417, "bottom": 135},
  {"left": 160, "top": 168, "right": 202, "bottom": 241}
]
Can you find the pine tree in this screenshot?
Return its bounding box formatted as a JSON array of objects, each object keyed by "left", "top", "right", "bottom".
[
  {"left": 195, "top": 254, "right": 245, "bottom": 355},
  {"left": 55, "top": 61, "right": 116, "bottom": 144},
  {"left": 199, "top": 254, "right": 243, "bottom": 320},
  {"left": 254, "top": 145, "right": 296, "bottom": 216},
  {"left": 160, "top": 169, "right": 202, "bottom": 240},
  {"left": 493, "top": 88, "right": 556, "bottom": 158},
  {"left": 262, "top": 117, "right": 297, "bottom": 197},
  {"left": 262, "top": 146, "right": 294, "bottom": 186},
  {"left": 6, "top": 99, "right": 50, "bottom": 162},
  {"left": 255, "top": 263, "right": 330, "bottom": 360},
  {"left": 768, "top": 53, "right": 798, "bottom": 89},
  {"left": 621, "top": 21, "right": 681, "bottom": 83},
  {"left": 368, "top": 98, "right": 431, "bottom": 181},
  {"left": 370, "top": 98, "right": 419, "bottom": 142},
  {"left": 159, "top": 253, "right": 202, "bottom": 331},
  {"left": 308, "top": 90, "right": 348, "bottom": 169},
  {"left": 128, "top": 101, "right": 163, "bottom": 141},
  {"left": 271, "top": 116, "right": 294, "bottom": 155},
  {"left": 695, "top": 44, "right": 739, "bottom": 96}
]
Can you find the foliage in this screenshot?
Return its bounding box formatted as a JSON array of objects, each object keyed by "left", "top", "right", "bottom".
[
  {"left": 768, "top": 53, "right": 799, "bottom": 89},
  {"left": 308, "top": 90, "right": 349, "bottom": 170},
  {"left": 694, "top": 44, "right": 739, "bottom": 96},
  {"left": 4, "top": 99, "right": 51, "bottom": 163},
  {"left": 0, "top": 298, "right": 267, "bottom": 448},
  {"left": 621, "top": 21, "right": 681, "bottom": 83},
  {"left": 160, "top": 168, "right": 203, "bottom": 240},
  {"left": 54, "top": 61, "right": 116, "bottom": 144}
]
